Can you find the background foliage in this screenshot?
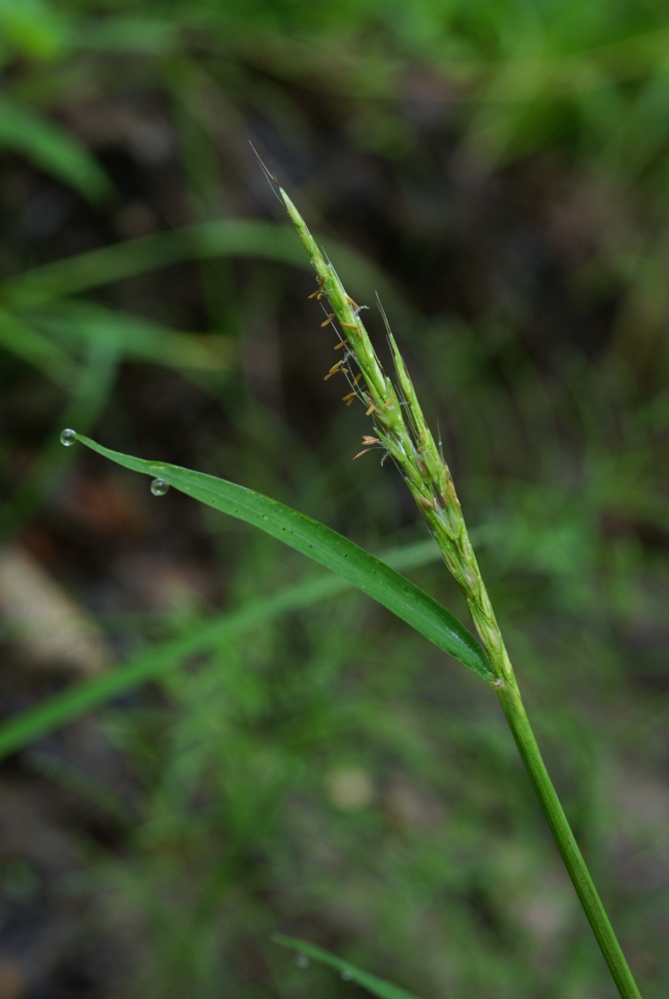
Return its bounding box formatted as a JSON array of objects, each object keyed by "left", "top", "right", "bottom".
[{"left": 1, "top": 1, "right": 668, "bottom": 996}]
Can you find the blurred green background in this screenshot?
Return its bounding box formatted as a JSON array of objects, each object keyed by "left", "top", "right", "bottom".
[{"left": 0, "top": 1, "right": 668, "bottom": 996}]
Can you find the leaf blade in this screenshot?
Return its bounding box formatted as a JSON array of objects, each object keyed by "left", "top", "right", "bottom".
[
  {"left": 273, "top": 934, "right": 424, "bottom": 999},
  {"left": 0, "top": 98, "right": 112, "bottom": 203},
  {"left": 0, "top": 540, "right": 445, "bottom": 759},
  {"left": 72, "top": 435, "right": 493, "bottom": 681}
]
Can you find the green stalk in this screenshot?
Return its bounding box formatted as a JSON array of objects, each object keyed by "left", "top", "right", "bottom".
[
  {"left": 496, "top": 681, "right": 642, "bottom": 999},
  {"left": 280, "top": 186, "right": 643, "bottom": 998}
]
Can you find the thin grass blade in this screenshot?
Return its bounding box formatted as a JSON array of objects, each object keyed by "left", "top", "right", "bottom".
[
  {"left": 72, "top": 434, "right": 493, "bottom": 680},
  {"left": 0, "top": 540, "right": 441, "bottom": 760},
  {"left": 0, "top": 98, "right": 112, "bottom": 202},
  {"left": 273, "top": 934, "right": 423, "bottom": 999}
]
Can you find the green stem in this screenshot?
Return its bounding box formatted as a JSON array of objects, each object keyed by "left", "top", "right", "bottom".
[{"left": 495, "top": 680, "right": 642, "bottom": 999}]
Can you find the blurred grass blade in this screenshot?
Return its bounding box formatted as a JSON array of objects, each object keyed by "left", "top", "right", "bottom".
[
  {"left": 0, "top": 308, "right": 77, "bottom": 384},
  {"left": 71, "top": 15, "right": 179, "bottom": 54},
  {"left": 0, "top": 0, "right": 69, "bottom": 60},
  {"left": 73, "top": 434, "right": 492, "bottom": 680},
  {"left": 0, "top": 220, "right": 411, "bottom": 325},
  {"left": 273, "top": 934, "right": 423, "bottom": 999},
  {"left": 0, "top": 539, "right": 440, "bottom": 760},
  {"left": 0, "top": 98, "right": 112, "bottom": 202},
  {"left": 34, "top": 301, "right": 233, "bottom": 371},
  {"left": 0, "top": 222, "right": 304, "bottom": 306},
  {"left": 1, "top": 342, "right": 121, "bottom": 538}
]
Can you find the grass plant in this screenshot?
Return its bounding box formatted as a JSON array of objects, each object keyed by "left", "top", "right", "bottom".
[
  {"left": 3, "top": 5, "right": 668, "bottom": 994},
  {"left": 277, "top": 187, "right": 642, "bottom": 998},
  {"left": 53, "top": 187, "right": 645, "bottom": 999}
]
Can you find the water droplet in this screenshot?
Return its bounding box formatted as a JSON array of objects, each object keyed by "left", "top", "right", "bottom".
[
  {"left": 60, "top": 428, "right": 77, "bottom": 447},
  {"left": 295, "top": 954, "right": 310, "bottom": 970},
  {"left": 150, "top": 478, "right": 169, "bottom": 497},
  {"left": 341, "top": 970, "right": 353, "bottom": 982}
]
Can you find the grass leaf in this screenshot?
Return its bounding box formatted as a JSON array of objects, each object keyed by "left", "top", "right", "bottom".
[
  {"left": 273, "top": 934, "right": 424, "bottom": 999},
  {"left": 35, "top": 301, "right": 233, "bottom": 371},
  {"left": 0, "top": 219, "right": 410, "bottom": 326},
  {"left": 0, "top": 98, "right": 112, "bottom": 202},
  {"left": 72, "top": 434, "right": 493, "bottom": 681},
  {"left": 0, "top": 538, "right": 441, "bottom": 759}
]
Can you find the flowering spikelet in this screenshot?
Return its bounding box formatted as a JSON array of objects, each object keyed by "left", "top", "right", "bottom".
[{"left": 281, "top": 189, "right": 515, "bottom": 685}]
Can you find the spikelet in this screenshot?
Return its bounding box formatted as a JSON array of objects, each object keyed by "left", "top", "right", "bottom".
[{"left": 281, "top": 188, "right": 514, "bottom": 685}]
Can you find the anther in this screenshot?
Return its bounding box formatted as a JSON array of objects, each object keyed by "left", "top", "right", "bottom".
[
  {"left": 353, "top": 433, "right": 381, "bottom": 459},
  {"left": 320, "top": 313, "right": 335, "bottom": 328},
  {"left": 324, "top": 359, "right": 344, "bottom": 381}
]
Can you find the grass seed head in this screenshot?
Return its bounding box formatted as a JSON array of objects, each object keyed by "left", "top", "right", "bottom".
[{"left": 282, "top": 187, "right": 514, "bottom": 682}]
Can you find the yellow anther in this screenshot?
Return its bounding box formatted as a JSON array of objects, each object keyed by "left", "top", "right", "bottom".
[{"left": 324, "top": 359, "right": 344, "bottom": 381}]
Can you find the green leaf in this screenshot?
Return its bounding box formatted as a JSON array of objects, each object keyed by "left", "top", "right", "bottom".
[
  {"left": 0, "top": 539, "right": 441, "bottom": 760},
  {"left": 0, "top": 219, "right": 411, "bottom": 329},
  {"left": 72, "top": 434, "right": 493, "bottom": 681},
  {"left": 71, "top": 16, "right": 179, "bottom": 55},
  {"left": 0, "top": 0, "right": 70, "bottom": 61},
  {"left": 273, "top": 934, "right": 424, "bottom": 999},
  {"left": 34, "top": 301, "right": 232, "bottom": 372},
  {"left": 0, "top": 98, "right": 112, "bottom": 202},
  {"left": 0, "top": 308, "right": 77, "bottom": 384}
]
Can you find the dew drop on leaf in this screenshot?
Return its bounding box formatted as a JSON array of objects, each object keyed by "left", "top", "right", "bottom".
[
  {"left": 295, "top": 954, "right": 310, "bottom": 970},
  {"left": 150, "top": 478, "right": 169, "bottom": 497},
  {"left": 59, "top": 428, "right": 77, "bottom": 447}
]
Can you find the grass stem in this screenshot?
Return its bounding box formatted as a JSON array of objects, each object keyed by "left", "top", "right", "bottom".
[
  {"left": 281, "top": 185, "right": 644, "bottom": 999},
  {"left": 496, "top": 681, "right": 642, "bottom": 999}
]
